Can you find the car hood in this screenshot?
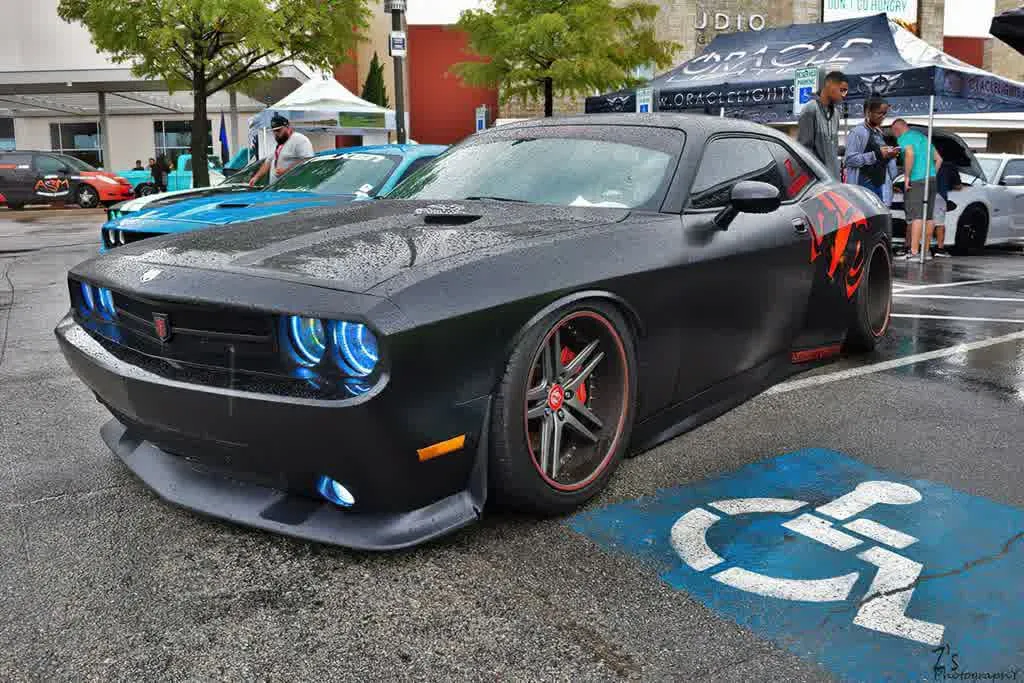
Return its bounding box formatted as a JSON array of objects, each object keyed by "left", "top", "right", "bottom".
[
  {"left": 113, "top": 190, "right": 355, "bottom": 228},
  {"left": 113, "top": 184, "right": 252, "bottom": 213},
  {"left": 108, "top": 200, "right": 630, "bottom": 293}
]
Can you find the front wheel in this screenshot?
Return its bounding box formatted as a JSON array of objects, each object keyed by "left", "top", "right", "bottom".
[
  {"left": 490, "top": 300, "right": 637, "bottom": 514},
  {"left": 845, "top": 240, "right": 892, "bottom": 352},
  {"left": 75, "top": 184, "right": 99, "bottom": 209}
]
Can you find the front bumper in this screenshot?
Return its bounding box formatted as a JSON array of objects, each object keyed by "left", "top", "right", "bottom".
[
  {"left": 56, "top": 315, "right": 490, "bottom": 550},
  {"left": 97, "top": 185, "right": 135, "bottom": 202}
]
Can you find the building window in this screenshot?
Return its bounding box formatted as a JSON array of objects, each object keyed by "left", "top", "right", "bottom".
[
  {"left": 49, "top": 122, "right": 103, "bottom": 167},
  {"left": 154, "top": 120, "right": 215, "bottom": 169},
  {"left": 0, "top": 118, "right": 14, "bottom": 151}
]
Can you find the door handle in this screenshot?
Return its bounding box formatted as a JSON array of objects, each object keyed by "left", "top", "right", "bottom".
[{"left": 792, "top": 217, "right": 809, "bottom": 234}]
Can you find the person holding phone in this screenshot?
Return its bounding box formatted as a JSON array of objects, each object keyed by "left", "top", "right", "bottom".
[
  {"left": 892, "top": 118, "right": 942, "bottom": 260},
  {"left": 844, "top": 96, "right": 900, "bottom": 205}
]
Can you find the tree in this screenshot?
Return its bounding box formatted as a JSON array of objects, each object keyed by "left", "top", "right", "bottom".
[
  {"left": 58, "top": 0, "right": 370, "bottom": 187},
  {"left": 360, "top": 52, "right": 390, "bottom": 108},
  {"left": 451, "top": 0, "right": 678, "bottom": 117}
]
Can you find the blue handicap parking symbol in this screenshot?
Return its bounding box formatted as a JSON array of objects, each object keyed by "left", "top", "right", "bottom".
[
  {"left": 799, "top": 86, "right": 813, "bottom": 105},
  {"left": 569, "top": 450, "right": 1024, "bottom": 681}
]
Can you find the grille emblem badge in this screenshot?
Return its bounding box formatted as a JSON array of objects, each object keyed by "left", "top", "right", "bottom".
[{"left": 153, "top": 313, "right": 172, "bottom": 342}]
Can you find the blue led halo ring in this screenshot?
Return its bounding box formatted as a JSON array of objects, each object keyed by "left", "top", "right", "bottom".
[
  {"left": 286, "top": 315, "right": 328, "bottom": 367},
  {"left": 330, "top": 321, "right": 380, "bottom": 377}
]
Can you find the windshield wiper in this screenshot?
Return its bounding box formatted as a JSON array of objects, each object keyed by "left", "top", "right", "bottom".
[{"left": 463, "top": 195, "right": 528, "bottom": 203}]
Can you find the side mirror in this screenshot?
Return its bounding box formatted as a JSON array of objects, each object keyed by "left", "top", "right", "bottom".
[
  {"left": 1000, "top": 175, "right": 1024, "bottom": 187},
  {"left": 714, "top": 180, "right": 782, "bottom": 229}
]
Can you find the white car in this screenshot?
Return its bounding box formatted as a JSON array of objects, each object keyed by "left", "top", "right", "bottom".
[{"left": 890, "top": 131, "right": 1024, "bottom": 251}]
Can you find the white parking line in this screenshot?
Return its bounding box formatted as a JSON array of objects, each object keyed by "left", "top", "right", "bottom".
[
  {"left": 765, "top": 330, "right": 1024, "bottom": 395},
  {"left": 891, "top": 276, "right": 1024, "bottom": 292},
  {"left": 891, "top": 313, "right": 1024, "bottom": 324},
  {"left": 894, "top": 294, "right": 1024, "bottom": 303}
]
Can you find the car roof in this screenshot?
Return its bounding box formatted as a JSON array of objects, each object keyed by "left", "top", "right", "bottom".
[
  {"left": 314, "top": 144, "right": 448, "bottom": 159},
  {"left": 976, "top": 153, "right": 1022, "bottom": 159},
  {"left": 495, "top": 113, "right": 792, "bottom": 141}
]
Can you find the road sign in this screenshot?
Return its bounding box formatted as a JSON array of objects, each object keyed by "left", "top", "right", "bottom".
[
  {"left": 475, "top": 105, "right": 488, "bottom": 132},
  {"left": 636, "top": 87, "right": 654, "bottom": 114},
  {"left": 569, "top": 449, "right": 1024, "bottom": 681},
  {"left": 793, "top": 67, "right": 819, "bottom": 116},
  {"left": 389, "top": 31, "right": 407, "bottom": 58}
]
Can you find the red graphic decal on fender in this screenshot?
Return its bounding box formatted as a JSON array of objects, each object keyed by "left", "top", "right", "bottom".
[{"left": 801, "top": 190, "right": 870, "bottom": 299}]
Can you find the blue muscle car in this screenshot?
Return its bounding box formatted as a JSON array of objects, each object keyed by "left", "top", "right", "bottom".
[{"left": 100, "top": 144, "right": 447, "bottom": 251}]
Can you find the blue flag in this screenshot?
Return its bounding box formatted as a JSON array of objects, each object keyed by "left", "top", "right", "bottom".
[{"left": 218, "top": 112, "right": 230, "bottom": 163}]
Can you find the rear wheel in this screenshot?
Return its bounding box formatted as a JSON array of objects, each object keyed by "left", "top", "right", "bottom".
[
  {"left": 954, "top": 205, "right": 987, "bottom": 253},
  {"left": 845, "top": 240, "right": 892, "bottom": 352},
  {"left": 75, "top": 184, "right": 99, "bottom": 209},
  {"left": 490, "top": 301, "right": 637, "bottom": 514}
]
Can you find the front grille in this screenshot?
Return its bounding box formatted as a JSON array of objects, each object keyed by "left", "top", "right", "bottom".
[
  {"left": 68, "top": 279, "right": 374, "bottom": 400},
  {"left": 102, "top": 228, "right": 165, "bottom": 249}
]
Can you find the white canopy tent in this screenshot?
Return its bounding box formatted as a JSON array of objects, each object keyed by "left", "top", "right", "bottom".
[{"left": 249, "top": 77, "right": 401, "bottom": 155}]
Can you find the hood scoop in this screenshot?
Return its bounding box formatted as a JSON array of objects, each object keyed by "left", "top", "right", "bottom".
[
  {"left": 414, "top": 203, "right": 482, "bottom": 225},
  {"left": 216, "top": 201, "right": 255, "bottom": 209}
]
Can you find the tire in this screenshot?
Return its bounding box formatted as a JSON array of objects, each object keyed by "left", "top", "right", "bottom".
[
  {"left": 845, "top": 239, "right": 892, "bottom": 353},
  {"left": 490, "top": 300, "right": 638, "bottom": 515},
  {"left": 75, "top": 184, "right": 100, "bottom": 209},
  {"left": 136, "top": 183, "right": 159, "bottom": 197},
  {"left": 954, "top": 205, "right": 987, "bottom": 254}
]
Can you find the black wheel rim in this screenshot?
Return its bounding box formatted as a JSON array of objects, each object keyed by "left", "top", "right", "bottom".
[{"left": 523, "top": 311, "right": 629, "bottom": 491}]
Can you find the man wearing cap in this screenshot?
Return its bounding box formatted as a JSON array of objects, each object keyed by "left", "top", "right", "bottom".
[{"left": 249, "top": 114, "right": 315, "bottom": 186}]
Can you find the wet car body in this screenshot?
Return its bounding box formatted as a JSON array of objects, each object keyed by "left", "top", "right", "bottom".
[
  {"left": 57, "top": 114, "right": 892, "bottom": 550},
  {"left": 98, "top": 144, "right": 447, "bottom": 251}
]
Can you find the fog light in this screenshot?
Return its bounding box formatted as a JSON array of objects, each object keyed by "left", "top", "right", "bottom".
[{"left": 316, "top": 476, "right": 355, "bottom": 507}]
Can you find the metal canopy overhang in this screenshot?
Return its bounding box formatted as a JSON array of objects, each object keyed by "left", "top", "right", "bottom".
[{"left": 0, "top": 64, "right": 310, "bottom": 117}]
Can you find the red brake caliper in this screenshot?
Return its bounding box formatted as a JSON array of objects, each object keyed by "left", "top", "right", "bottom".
[{"left": 560, "top": 346, "right": 587, "bottom": 403}]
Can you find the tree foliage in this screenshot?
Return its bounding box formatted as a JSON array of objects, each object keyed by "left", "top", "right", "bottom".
[
  {"left": 451, "top": 0, "right": 678, "bottom": 117},
  {"left": 360, "top": 52, "right": 390, "bottom": 108},
  {"left": 58, "top": 0, "right": 370, "bottom": 186}
]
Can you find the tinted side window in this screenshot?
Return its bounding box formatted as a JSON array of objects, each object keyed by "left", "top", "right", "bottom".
[
  {"left": 394, "top": 156, "right": 434, "bottom": 185},
  {"left": 34, "top": 155, "right": 67, "bottom": 173},
  {"left": 690, "top": 138, "right": 784, "bottom": 210},
  {"left": 1002, "top": 159, "right": 1024, "bottom": 180},
  {"left": 764, "top": 140, "right": 816, "bottom": 199}
]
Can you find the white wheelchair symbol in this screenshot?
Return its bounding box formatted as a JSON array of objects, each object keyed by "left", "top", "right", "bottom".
[{"left": 672, "top": 481, "right": 945, "bottom": 645}]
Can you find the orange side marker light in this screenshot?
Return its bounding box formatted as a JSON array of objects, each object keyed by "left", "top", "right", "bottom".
[{"left": 417, "top": 434, "right": 466, "bottom": 462}]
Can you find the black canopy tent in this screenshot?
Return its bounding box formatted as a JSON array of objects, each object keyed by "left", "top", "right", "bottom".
[
  {"left": 990, "top": 7, "right": 1024, "bottom": 56},
  {"left": 587, "top": 13, "right": 1024, "bottom": 261},
  {"left": 586, "top": 14, "right": 1024, "bottom": 122}
]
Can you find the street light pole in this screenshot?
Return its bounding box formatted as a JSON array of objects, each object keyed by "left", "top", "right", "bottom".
[{"left": 385, "top": 0, "right": 408, "bottom": 144}]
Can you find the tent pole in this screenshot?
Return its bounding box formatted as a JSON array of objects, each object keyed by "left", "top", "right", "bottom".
[
  {"left": 920, "top": 95, "right": 935, "bottom": 264},
  {"left": 720, "top": 107, "right": 725, "bottom": 117}
]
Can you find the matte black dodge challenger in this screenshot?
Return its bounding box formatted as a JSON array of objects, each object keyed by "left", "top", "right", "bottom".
[{"left": 56, "top": 114, "right": 893, "bottom": 550}]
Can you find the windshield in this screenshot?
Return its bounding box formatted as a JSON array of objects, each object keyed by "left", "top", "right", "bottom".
[
  {"left": 386, "top": 136, "right": 674, "bottom": 209},
  {"left": 233, "top": 157, "right": 267, "bottom": 185},
  {"left": 64, "top": 156, "right": 97, "bottom": 172},
  {"left": 270, "top": 153, "right": 401, "bottom": 195},
  {"left": 978, "top": 157, "right": 1002, "bottom": 183}
]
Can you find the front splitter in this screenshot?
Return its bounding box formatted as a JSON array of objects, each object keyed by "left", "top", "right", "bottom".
[{"left": 101, "top": 418, "right": 486, "bottom": 551}]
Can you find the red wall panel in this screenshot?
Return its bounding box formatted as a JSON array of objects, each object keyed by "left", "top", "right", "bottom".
[
  {"left": 408, "top": 25, "right": 499, "bottom": 145},
  {"left": 944, "top": 37, "right": 987, "bottom": 69}
]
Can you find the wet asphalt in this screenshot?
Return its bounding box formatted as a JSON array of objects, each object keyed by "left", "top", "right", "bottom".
[{"left": 1, "top": 208, "right": 1022, "bottom": 682}]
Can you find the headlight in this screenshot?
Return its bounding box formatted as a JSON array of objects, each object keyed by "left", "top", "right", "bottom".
[
  {"left": 287, "top": 316, "right": 327, "bottom": 367},
  {"left": 97, "top": 287, "right": 116, "bottom": 318},
  {"left": 117, "top": 230, "right": 125, "bottom": 245},
  {"left": 331, "top": 321, "right": 379, "bottom": 377},
  {"left": 107, "top": 209, "right": 122, "bottom": 221},
  {"left": 80, "top": 282, "right": 96, "bottom": 313},
  {"left": 282, "top": 316, "right": 380, "bottom": 378}
]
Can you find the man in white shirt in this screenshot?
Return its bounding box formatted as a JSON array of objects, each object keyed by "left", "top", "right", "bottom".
[{"left": 249, "top": 114, "right": 314, "bottom": 186}]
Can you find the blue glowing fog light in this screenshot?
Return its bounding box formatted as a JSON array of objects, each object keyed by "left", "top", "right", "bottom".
[
  {"left": 97, "top": 287, "right": 116, "bottom": 319},
  {"left": 287, "top": 316, "right": 327, "bottom": 366},
  {"left": 316, "top": 476, "right": 355, "bottom": 507},
  {"left": 79, "top": 282, "right": 96, "bottom": 313},
  {"left": 332, "top": 321, "right": 379, "bottom": 376}
]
